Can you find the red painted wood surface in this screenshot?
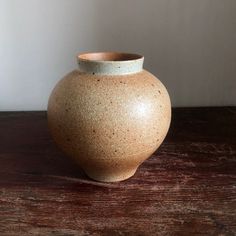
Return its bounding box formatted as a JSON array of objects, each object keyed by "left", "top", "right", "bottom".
[{"left": 0, "top": 107, "right": 235, "bottom": 235}]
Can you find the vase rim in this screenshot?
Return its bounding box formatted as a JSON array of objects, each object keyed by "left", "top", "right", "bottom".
[
  {"left": 77, "top": 52, "right": 144, "bottom": 75},
  {"left": 78, "top": 52, "right": 144, "bottom": 63}
]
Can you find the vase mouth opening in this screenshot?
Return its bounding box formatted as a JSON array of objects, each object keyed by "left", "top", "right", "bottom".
[
  {"left": 78, "top": 52, "right": 144, "bottom": 63},
  {"left": 77, "top": 52, "right": 144, "bottom": 75}
]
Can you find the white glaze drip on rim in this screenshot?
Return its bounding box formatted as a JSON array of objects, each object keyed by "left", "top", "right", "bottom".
[{"left": 77, "top": 52, "right": 144, "bottom": 75}]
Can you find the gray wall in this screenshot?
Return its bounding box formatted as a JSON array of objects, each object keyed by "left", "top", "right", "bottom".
[{"left": 1, "top": 0, "right": 236, "bottom": 111}]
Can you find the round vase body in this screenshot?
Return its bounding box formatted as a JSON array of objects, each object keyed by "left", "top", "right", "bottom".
[{"left": 48, "top": 52, "right": 171, "bottom": 182}]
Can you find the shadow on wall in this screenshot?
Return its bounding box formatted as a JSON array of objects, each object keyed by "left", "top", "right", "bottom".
[{"left": 88, "top": 0, "right": 163, "bottom": 72}]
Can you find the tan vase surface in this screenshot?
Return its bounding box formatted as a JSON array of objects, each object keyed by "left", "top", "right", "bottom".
[{"left": 48, "top": 52, "right": 171, "bottom": 182}]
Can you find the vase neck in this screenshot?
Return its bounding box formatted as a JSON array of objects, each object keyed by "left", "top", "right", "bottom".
[{"left": 77, "top": 52, "right": 144, "bottom": 76}]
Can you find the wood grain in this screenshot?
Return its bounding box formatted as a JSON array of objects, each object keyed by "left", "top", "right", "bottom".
[{"left": 0, "top": 107, "right": 235, "bottom": 235}]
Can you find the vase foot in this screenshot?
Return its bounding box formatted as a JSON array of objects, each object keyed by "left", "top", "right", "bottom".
[{"left": 84, "top": 168, "right": 138, "bottom": 183}]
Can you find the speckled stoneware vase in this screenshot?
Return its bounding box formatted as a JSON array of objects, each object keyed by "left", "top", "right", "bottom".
[{"left": 48, "top": 52, "right": 171, "bottom": 182}]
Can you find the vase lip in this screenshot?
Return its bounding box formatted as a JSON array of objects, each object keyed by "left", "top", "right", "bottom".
[
  {"left": 77, "top": 52, "right": 144, "bottom": 75},
  {"left": 78, "top": 52, "right": 144, "bottom": 62}
]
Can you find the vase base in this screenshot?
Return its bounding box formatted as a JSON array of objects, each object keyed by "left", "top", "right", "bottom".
[{"left": 84, "top": 168, "right": 137, "bottom": 183}]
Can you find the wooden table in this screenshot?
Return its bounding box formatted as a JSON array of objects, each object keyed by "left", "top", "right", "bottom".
[{"left": 0, "top": 107, "right": 235, "bottom": 235}]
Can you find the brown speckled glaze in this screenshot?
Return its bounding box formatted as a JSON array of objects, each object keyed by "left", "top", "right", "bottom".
[{"left": 48, "top": 52, "right": 171, "bottom": 182}]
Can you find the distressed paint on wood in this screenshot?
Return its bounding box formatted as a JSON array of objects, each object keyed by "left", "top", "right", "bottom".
[{"left": 0, "top": 107, "right": 235, "bottom": 235}]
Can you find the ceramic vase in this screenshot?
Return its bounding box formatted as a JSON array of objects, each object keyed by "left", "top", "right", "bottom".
[{"left": 48, "top": 52, "right": 171, "bottom": 182}]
